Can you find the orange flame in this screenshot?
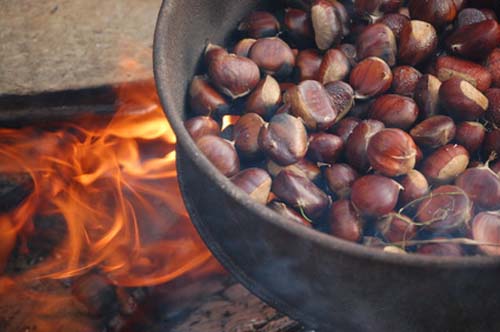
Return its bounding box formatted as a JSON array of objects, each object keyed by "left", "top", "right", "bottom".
[{"left": 0, "top": 79, "right": 220, "bottom": 288}]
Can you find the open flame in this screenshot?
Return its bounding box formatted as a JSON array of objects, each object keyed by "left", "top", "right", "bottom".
[{"left": 0, "top": 79, "right": 220, "bottom": 290}]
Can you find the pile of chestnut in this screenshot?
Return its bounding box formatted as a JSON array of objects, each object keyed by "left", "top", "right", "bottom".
[{"left": 184, "top": 0, "right": 500, "bottom": 256}]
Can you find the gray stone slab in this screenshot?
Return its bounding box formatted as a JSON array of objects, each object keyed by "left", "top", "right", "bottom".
[{"left": 0, "top": 0, "right": 161, "bottom": 95}]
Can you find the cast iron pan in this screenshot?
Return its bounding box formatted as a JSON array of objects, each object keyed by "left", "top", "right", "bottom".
[{"left": 153, "top": 1, "right": 500, "bottom": 330}]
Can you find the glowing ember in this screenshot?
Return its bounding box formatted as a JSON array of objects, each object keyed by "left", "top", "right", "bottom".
[{"left": 0, "top": 79, "right": 219, "bottom": 289}]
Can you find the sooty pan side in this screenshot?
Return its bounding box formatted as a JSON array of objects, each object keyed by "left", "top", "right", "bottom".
[{"left": 154, "top": 0, "right": 500, "bottom": 330}]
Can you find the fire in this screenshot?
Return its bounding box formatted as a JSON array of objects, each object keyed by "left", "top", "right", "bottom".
[{"left": 0, "top": 79, "right": 220, "bottom": 288}]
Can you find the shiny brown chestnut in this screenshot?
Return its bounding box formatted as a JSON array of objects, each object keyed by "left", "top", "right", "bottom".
[
  {"left": 189, "top": 76, "right": 230, "bottom": 117},
  {"left": 446, "top": 20, "right": 500, "bottom": 60},
  {"left": 345, "top": 119, "right": 385, "bottom": 172},
  {"left": 295, "top": 49, "right": 323, "bottom": 81},
  {"left": 421, "top": 144, "right": 470, "bottom": 184},
  {"left": 330, "top": 117, "right": 361, "bottom": 143},
  {"left": 409, "top": 115, "right": 456, "bottom": 149},
  {"left": 266, "top": 158, "right": 321, "bottom": 183},
  {"left": 245, "top": 75, "right": 281, "bottom": 118},
  {"left": 391, "top": 66, "right": 422, "bottom": 97},
  {"left": 416, "top": 185, "right": 473, "bottom": 232},
  {"left": 376, "top": 213, "right": 417, "bottom": 243},
  {"left": 439, "top": 77, "right": 489, "bottom": 121},
  {"left": 454, "top": 122, "right": 486, "bottom": 154},
  {"left": 204, "top": 43, "right": 228, "bottom": 66},
  {"left": 258, "top": 113, "right": 308, "bottom": 166},
  {"left": 328, "top": 200, "right": 364, "bottom": 243},
  {"left": 367, "top": 128, "right": 418, "bottom": 177},
  {"left": 272, "top": 170, "right": 331, "bottom": 219},
  {"left": 249, "top": 37, "right": 296, "bottom": 79},
  {"left": 486, "top": 88, "right": 500, "bottom": 126},
  {"left": 456, "top": 8, "right": 487, "bottom": 28},
  {"left": 237, "top": 11, "right": 280, "bottom": 39},
  {"left": 471, "top": 211, "right": 500, "bottom": 256},
  {"left": 318, "top": 49, "right": 350, "bottom": 84},
  {"left": 268, "top": 201, "right": 312, "bottom": 227},
  {"left": 350, "top": 57, "right": 393, "bottom": 99},
  {"left": 196, "top": 135, "right": 240, "bottom": 177},
  {"left": 377, "top": 13, "right": 410, "bottom": 40},
  {"left": 414, "top": 74, "right": 442, "bottom": 119},
  {"left": 408, "top": 0, "right": 457, "bottom": 29},
  {"left": 311, "top": 0, "right": 344, "bottom": 50},
  {"left": 324, "top": 163, "right": 360, "bottom": 199},
  {"left": 399, "top": 169, "right": 429, "bottom": 206},
  {"left": 351, "top": 175, "right": 402, "bottom": 218},
  {"left": 486, "top": 49, "right": 500, "bottom": 88},
  {"left": 233, "top": 38, "right": 257, "bottom": 57},
  {"left": 369, "top": 94, "right": 419, "bottom": 130},
  {"left": 484, "top": 129, "right": 500, "bottom": 156},
  {"left": 231, "top": 168, "right": 272, "bottom": 204},
  {"left": 233, "top": 113, "right": 266, "bottom": 160},
  {"left": 307, "top": 133, "right": 344, "bottom": 164},
  {"left": 398, "top": 20, "right": 438, "bottom": 67},
  {"left": 324, "top": 81, "right": 355, "bottom": 122},
  {"left": 286, "top": 80, "right": 337, "bottom": 131},
  {"left": 284, "top": 8, "right": 314, "bottom": 44},
  {"left": 456, "top": 164, "right": 500, "bottom": 210},
  {"left": 436, "top": 56, "right": 492, "bottom": 92},
  {"left": 184, "top": 116, "right": 221, "bottom": 141},
  {"left": 356, "top": 23, "right": 397, "bottom": 67},
  {"left": 208, "top": 53, "right": 260, "bottom": 99}
]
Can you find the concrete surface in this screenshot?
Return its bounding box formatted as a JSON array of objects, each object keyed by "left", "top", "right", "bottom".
[{"left": 0, "top": 0, "right": 162, "bottom": 95}]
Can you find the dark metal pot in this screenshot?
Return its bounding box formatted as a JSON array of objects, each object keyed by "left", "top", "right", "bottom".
[{"left": 153, "top": 1, "right": 500, "bottom": 331}]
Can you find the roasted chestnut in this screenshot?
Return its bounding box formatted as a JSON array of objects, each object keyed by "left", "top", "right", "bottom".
[
  {"left": 324, "top": 81, "right": 355, "bottom": 121},
  {"left": 189, "top": 76, "right": 230, "bottom": 117},
  {"left": 367, "top": 128, "right": 418, "bottom": 177},
  {"left": 421, "top": 144, "right": 469, "bottom": 184},
  {"left": 409, "top": 115, "right": 456, "bottom": 149},
  {"left": 258, "top": 113, "right": 308, "bottom": 166},
  {"left": 318, "top": 49, "right": 350, "bottom": 84},
  {"left": 351, "top": 175, "right": 402, "bottom": 217},
  {"left": 350, "top": 57, "right": 393, "bottom": 99},
  {"left": 295, "top": 49, "right": 322, "bottom": 81},
  {"left": 456, "top": 164, "right": 500, "bottom": 210},
  {"left": 391, "top": 66, "right": 422, "bottom": 97},
  {"left": 184, "top": 116, "right": 221, "bottom": 140},
  {"left": 376, "top": 212, "right": 417, "bottom": 243},
  {"left": 345, "top": 119, "right": 385, "bottom": 172},
  {"left": 238, "top": 11, "right": 280, "bottom": 39},
  {"left": 398, "top": 20, "right": 438, "bottom": 66},
  {"left": 307, "top": 133, "right": 344, "bottom": 164},
  {"left": 272, "top": 170, "right": 331, "bottom": 219},
  {"left": 245, "top": 75, "right": 281, "bottom": 118},
  {"left": 249, "top": 37, "right": 296, "bottom": 79},
  {"left": 399, "top": 169, "right": 429, "bottom": 206},
  {"left": 328, "top": 200, "right": 364, "bottom": 242},
  {"left": 369, "top": 94, "right": 419, "bottom": 130},
  {"left": 439, "top": 77, "right": 489, "bottom": 121},
  {"left": 231, "top": 168, "right": 272, "bottom": 204},
  {"left": 446, "top": 20, "right": 500, "bottom": 60},
  {"left": 454, "top": 122, "right": 486, "bottom": 154},
  {"left": 435, "top": 56, "right": 492, "bottom": 92},
  {"left": 471, "top": 211, "right": 500, "bottom": 256},
  {"left": 196, "top": 135, "right": 240, "bottom": 177},
  {"left": 233, "top": 113, "right": 266, "bottom": 160},
  {"left": 324, "top": 163, "right": 359, "bottom": 199}
]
